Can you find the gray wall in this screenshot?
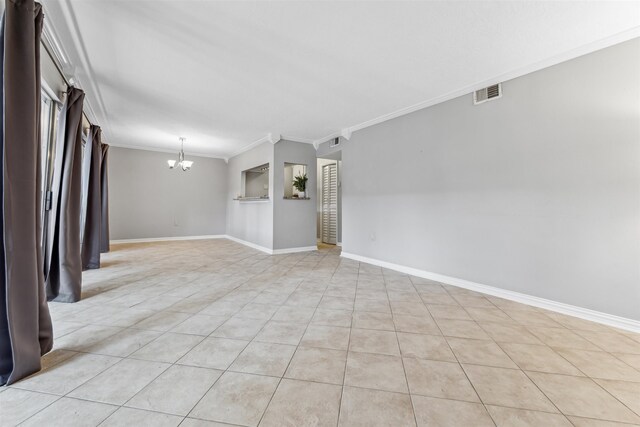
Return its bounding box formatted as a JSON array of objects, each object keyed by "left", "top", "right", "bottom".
[
  {"left": 245, "top": 171, "right": 269, "bottom": 198},
  {"left": 109, "top": 147, "right": 227, "bottom": 240},
  {"left": 226, "top": 142, "right": 275, "bottom": 249},
  {"left": 342, "top": 39, "right": 640, "bottom": 320},
  {"left": 273, "top": 140, "right": 317, "bottom": 250}
]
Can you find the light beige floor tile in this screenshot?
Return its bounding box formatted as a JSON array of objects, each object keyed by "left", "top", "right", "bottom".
[
  {"left": 68, "top": 358, "right": 170, "bottom": 405},
  {"left": 83, "top": 328, "right": 162, "bottom": 357},
  {"left": 229, "top": 341, "right": 296, "bottom": 376},
  {"left": 527, "top": 371, "right": 640, "bottom": 424},
  {"left": 528, "top": 327, "right": 600, "bottom": 350},
  {"left": 130, "top": 332, "right": 204, "bottom": 363},
  {"left": 462, "top": 364, "right": 556, "bottom": 412},
  {"left": 613, "top": 352, "right": 640, "bottom": 370},
  {"left": 300, "top": 325, "right": 351, "bottom": 350},
  {"left": 344, "top": 351, "right": 408, "bottom": 393},
  {"left": 352, "top": 311, "right": 395, "bottom": 330},
  {"left": 485, "top": 405, "right": 573, "bottom": 426},
  {"left": 126, "top": 364, "right": 222, "bottom": 416},
  {"left": 132, "top": 311, "right": 192, "bottom": 332},
  {"left": 427, "top": 304, "right": 472, "bottom": 320},
  {"left": 271, "top": 305, "right": 314, "bottom": 323},
  {"left": 420, "top": 294, "right": 459, "bottom": 306},
  {"left": 436, "top": 319, "right": 491, "bottom": 340},
  {"left": 446, "top": 337, "right": 518, "bottom": 368},
  {"left": 545, "top": 313, "right": 616, "bottom": 333},
  {"left": 40, "top": 349, "right": 77, "bottom": 370},
  {"left": 234, "top": 303, "right": 279, "bottom": 320},
  {"left": 51, "top": 320, "right": 85, "bottom": 338},
  {"left": 189, "top": 371, "right": 279, "bottom": 426},
  {"left": 390, "top": 301, "right": 430, "bottom": 316},
  {"left": 170, "top": 314, "right": 228, "bottom": 336},
  {"left": 285, "top": 347, "right": 347, "bottom": 384},
  {"left": 181, "top": 419, "right": 238, "bottom": 427},
  {"left": 100, "top": 407, "right": 183, "bottom": 427},
  {"left": 567, "top": 416, "right": 640, "bottom": 427},
  {"left": 575, "top": 330, "right": 640, "bottom": 354},
  {"left": 19, "top": 397, "right": 117, "bottom": 427},
  {"left": 312, "top": 308, "right": 353, "bottom": 327},
  {"left": 397, "top": 332, "right": 456, "bottom": 361},
  {"left": 348, "top": 328, "right": 399, "bottom": 356},
  {"left": 412, "top": 395, "right": 494, "bottom": 427},
  {"left": 338, "top": 386, "right": 416, "bottom": 427},
  {"left": 178, "top": 337, "right": 249, "bottom": 369},
  {"left": 353, "top": 298, "right": 391, "bottom": 313},
  {"left": 52, "top": 324, "right": 123, "bottom": 352},
  {"left": 260, "top": 379, "right": 342, "bottom": 427},
  {"left": 210, "top": 316, "right": 268, "bottom": 340},
  {"left": 465, "top": 307, "right": 513, "bottom": 323},
  {"left": 500, "top": 342, "right": 583, "bottom": 375},
  {"left": 393, "top": 314, "right": 441, "bottom": 335},
  {"left": 478, "top": 322, "right": 543, "bottom": 344},
  {"left": 403, "top": 358, "right": 479, "bottom": 402},
  {"left": 318, "top": 296, "right": 354, "bottom": 310},
  {"left": 452, "top": 295, "right": 495, "bottom": 308},
  {"left": 594, "top": 379, "right": 640, "bottom": 416},
  {"left": 0, "top": 388, "right": 59, "bottom": 426},
  {"left": 556, "top": 348, "right": 640, "bottom": 381},
  {"left": 254, "top": 321, "right": 307, "bottom": 345},
  {"left": 504, "top": 310, "right": 564, "bottom": 328},
  {"left": 13, "top": 353, "right": 120, "bottom": 395}
]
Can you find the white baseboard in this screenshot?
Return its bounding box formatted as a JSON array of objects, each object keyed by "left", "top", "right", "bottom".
[
  {"left": 341, "top": 252, "right": 640, "bottom": 333},
  {"left": 112, "top": 234, "right": 318, "bottom": 255},
  {"left": 272, "top": 246, "right": 317, "bottom": 255},
  {"left": 111, "top": 235, "right": 226, "bottom": 244},
  {"left": 224, "top": 235, "right": 317, "bottom": 255},
  {"left": 223, "top": 235, "right": 274, "bottom": 254}
]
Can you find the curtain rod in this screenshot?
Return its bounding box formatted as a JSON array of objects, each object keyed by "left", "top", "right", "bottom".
[{"left": 41, "top": 37, "right": 93, "bottom": 129}]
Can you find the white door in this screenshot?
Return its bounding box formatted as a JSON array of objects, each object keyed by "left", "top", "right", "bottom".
[{"left": 322, "top": 163, "right": 338, "bottom": 244}]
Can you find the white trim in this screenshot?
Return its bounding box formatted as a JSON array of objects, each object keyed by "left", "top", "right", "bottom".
[
  {"left": 341, "top": 252, "right": 640, "bottom": 333},
  {"left": 228, "top": 135, "right": 273, "bottom": 159},
  {"left": 337, "top": 242, "right": 343, "bottom": 247},
  {"left": 272, "top": 246, "right": 317, "bottom": 255},
  {"left": 281, "top": 135, "right": 316, "bottom": 145},
  {"left": 225, "top": 235, "right": 317, "bottom": 255},
  {"left": 224, "top": 235, "right": 273, "bottom": 254},
  {"left": 108, "top": 143, "right": 227, "bottom": 160},
  {"left": 111, "top": 235, "right": 226, "bottom": 244},
  {"left": 312, "top": 27, "right": 640, "bottom": 146}
]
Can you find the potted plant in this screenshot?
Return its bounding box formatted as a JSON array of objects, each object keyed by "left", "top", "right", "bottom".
[{"left": 293, "top": 173, "right": 308, "bottom": 198}]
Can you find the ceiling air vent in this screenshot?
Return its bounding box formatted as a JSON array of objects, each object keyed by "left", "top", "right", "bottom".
[{"left": 473, "top": 83, "right": 502, "bottom": 105}]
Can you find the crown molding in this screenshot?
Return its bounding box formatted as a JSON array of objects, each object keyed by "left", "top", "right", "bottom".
[
  {"left": 312, "top": 27, "right": 640, "bottom": 146},
  {"left": 49, "top": 1, "right": 114, "bottom": 141},
  {"left": 108, "top": 142, "right": 227, "bottom": 160}
]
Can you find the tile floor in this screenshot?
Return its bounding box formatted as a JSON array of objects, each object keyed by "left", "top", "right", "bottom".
[{"left": 2, "top": 239, "right": 640, "bottom": 426}]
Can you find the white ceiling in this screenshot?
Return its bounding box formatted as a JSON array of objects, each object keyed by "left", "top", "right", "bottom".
[{"left": 42, "top": 1, "right": 640, "bottom": 159}]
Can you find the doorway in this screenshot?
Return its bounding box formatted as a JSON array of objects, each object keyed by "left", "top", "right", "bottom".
[{"left": 317, "top": 153, "right": 341, "bottom": 247}]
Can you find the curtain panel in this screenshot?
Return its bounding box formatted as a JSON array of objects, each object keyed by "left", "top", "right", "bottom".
[
  {"left": 44, "top": 86, "right": 85, "bottom": 302},
  {"left": 100, "top": 143, "right": 110, "bottom": 253},
  {"left": 81, "top": 125, "right": 102, "bottom": 269},
  {"left": 0, "top": 0, "right": 54, "bottom": 385}
]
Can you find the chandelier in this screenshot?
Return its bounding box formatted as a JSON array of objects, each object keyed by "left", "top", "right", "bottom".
[{"left": 167, "top": 137, "right": 194, "bottom": 171}]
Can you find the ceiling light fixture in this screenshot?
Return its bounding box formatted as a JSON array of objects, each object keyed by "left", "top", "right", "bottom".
[{"left": 167, "top": 137, "right": 194, "bottom": 171}]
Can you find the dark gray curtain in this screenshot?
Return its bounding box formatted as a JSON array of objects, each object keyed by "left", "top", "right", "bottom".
[
  {"left": 44, "top": 87, "right": 85, "bottom": 302},
  {"left": 100, "top": 143, "right": 110, "bottom": 253},
  {"left": 0, "top": 0, "right": 53, "bottom": 386},
  {"left": 81, "top": 125, "right": 102, "bottom": 269}
]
